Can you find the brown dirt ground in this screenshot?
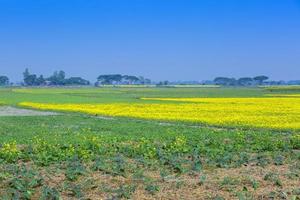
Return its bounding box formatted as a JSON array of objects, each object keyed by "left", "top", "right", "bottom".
[{"left": 21, "top": 163, "right": 299, "bottom": 200}]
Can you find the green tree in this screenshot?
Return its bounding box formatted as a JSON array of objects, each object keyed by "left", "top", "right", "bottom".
[
  {"left": 25, "top": 74, "right": 38, "bottom": 86},
  {"left": 23, "top": 68, "right": 46, "bottom": 86},
  {"left": 214, "top": 77, "right": 237, "bottom": 86},
  {"left": 47, "top": 70, "right": 66, "bottom": 85},
  {"left": 23, "top": 68, "right": 38, "bottom": 86},
  {"left": 23, "top": 68, "right": 30, "bottom": 80},
  {"left": 144, "top": 78, "right": 151, "bottom": 84},
  {"left": 36, "top": 75, "right": 46, "bottom": 85},
  {"left": 253, "top": 75, "right": 269, "bottom": 85},
  {"left": 97, "top": 74, "right": 122, "bottom": 85},
  {"left": 123, "top": 75, "right": 139, "bottom": 84},
  {"left": 238, "top": 77, "right": 253, "bottom": 86},
  {"left": 138, "top": 76, "right": 145, "bottom": 84},
  {"left": 65, "top": 77, "right": 90, "bottom": 85},
  {"left": 0, "top": 76, "right": 9, "bottom": 86}
]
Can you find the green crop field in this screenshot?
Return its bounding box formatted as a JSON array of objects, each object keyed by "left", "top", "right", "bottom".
[{"left": 0, "top": 86, "right": 300, "bottom": 199}]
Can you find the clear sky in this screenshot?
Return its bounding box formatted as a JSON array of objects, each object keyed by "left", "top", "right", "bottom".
[{"left": 0, "top": 0, "right": 300, "bottom": 82}]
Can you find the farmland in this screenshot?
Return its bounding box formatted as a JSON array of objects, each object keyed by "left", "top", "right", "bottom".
[{"left": 0, "top": 86, "right": 300, "bottom": 199}]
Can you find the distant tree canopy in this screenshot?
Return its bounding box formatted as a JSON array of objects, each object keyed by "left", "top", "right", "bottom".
[
  {"left": 122, "top": 75, "right": 139, "bottom": 84},
  {"left": 237, "top": 77, "right": 253, "bottom": 86},
  {"left": 47, "top": 70, "right": 66, "bottom": 85},
  {"left": 65, "top": 77, "right": 90, "bottom": 85},
  {"left": 214, "top": 75, "right": 269, "bottom": 86},
  {"left": 97, "top": 74, "right": 123, "bottom": 85},
  {"left": 23, "top": 69, "right": 90, "bottom": 86},
  {"left": 96, "top": 74, "right": 151, "bottom": 85},
  {"left": 0, "top": 75, "right": 9, "bottom": 86},
  {"left": 36, "top": 75, "right": 46, "bottom": 85},
  {"left": 253, "top": 75, "right": 269, "bottom": 85},
  {"left": 23, "top": 68, "right": 42, "bottom": 86},
  {"left": 138, "top": 76, "right": 151, "bottom": 85},
  {"left": 156, "top": 80, "right": 169, "bottom": 86},
  {"left": 214, "top": 77, "right": 237, "bottom": 86},
  {"left": 21, "top": 70, "right": 151, "bottom": 87}
]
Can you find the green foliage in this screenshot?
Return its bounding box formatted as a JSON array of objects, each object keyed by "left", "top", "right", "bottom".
[
  {"left": 112, "top": 184, "right": 137, "bottom": 199},
  {"left": 65, "top": 156, "right": 86, "bottom": 181},
  {"left": 0, "top": 75, "right": 9, "bottom": 86},
  {"left": 221, "top": 176, "right": 239, "bottom": 187},
  {"left": 253, "top": 75, "right": 269, "bottom": 85},
  {"left": 0, "top": 141, "right": 20, "bottom": 162},
  {"left": 250, "top": 178, "right": 259, "bottom": 190},
  {"left": 254, "top": 153, "right": 271, "bottom": 167},
  {"left": 40, "top": 186, "right": 61, "bottom": 200},
  {"left": 63, "top": 182, "right": 84, "bottom": 198},
  {"left": 198, "top": 174, "right": 206, "bottom": 186},
  {"left": 5, "top": 165, "right": 43, "bottom": 199},
  {"left": 264, "top": 172, "right": 283, "bottom": 187},
  {"left": 274, "top": 154, "right": 285, "bottom": 165},
  {"left": 145, "top": 184, "right": 160, "bottom": 195}
]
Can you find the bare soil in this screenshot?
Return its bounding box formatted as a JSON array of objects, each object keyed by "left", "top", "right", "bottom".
[{"left": 0, "top": 106, "right": 58, "bottom": 116}]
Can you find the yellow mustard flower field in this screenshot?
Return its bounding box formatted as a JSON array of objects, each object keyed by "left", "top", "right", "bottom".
[{"left": 20, "top": 97, "right": 300, "bottom": 130}]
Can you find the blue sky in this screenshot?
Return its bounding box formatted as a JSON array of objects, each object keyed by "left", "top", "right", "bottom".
[{"left": 0, "top": 0, "right": 300, "bottom": 82}]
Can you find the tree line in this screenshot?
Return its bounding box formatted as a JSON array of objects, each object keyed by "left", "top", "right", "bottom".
[
  {"left": 22, "top": 69, "right": 90, "bottom": 86},
  {"left": 0, "top": 70, "right": 298, "bottom": 87},
  {"left": 214, "top": 76, "right": 269, "bottom": 86},
  {"left": 96, "top": 74, "right": 151, "bottom": 86},
  {"left": 0, "top": 69, "right": 152, "bottom": 86}
]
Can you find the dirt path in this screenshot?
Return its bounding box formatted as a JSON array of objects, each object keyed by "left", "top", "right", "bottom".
[{"left": 0, "top": 106, "right": 58, "bottom": 116}]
